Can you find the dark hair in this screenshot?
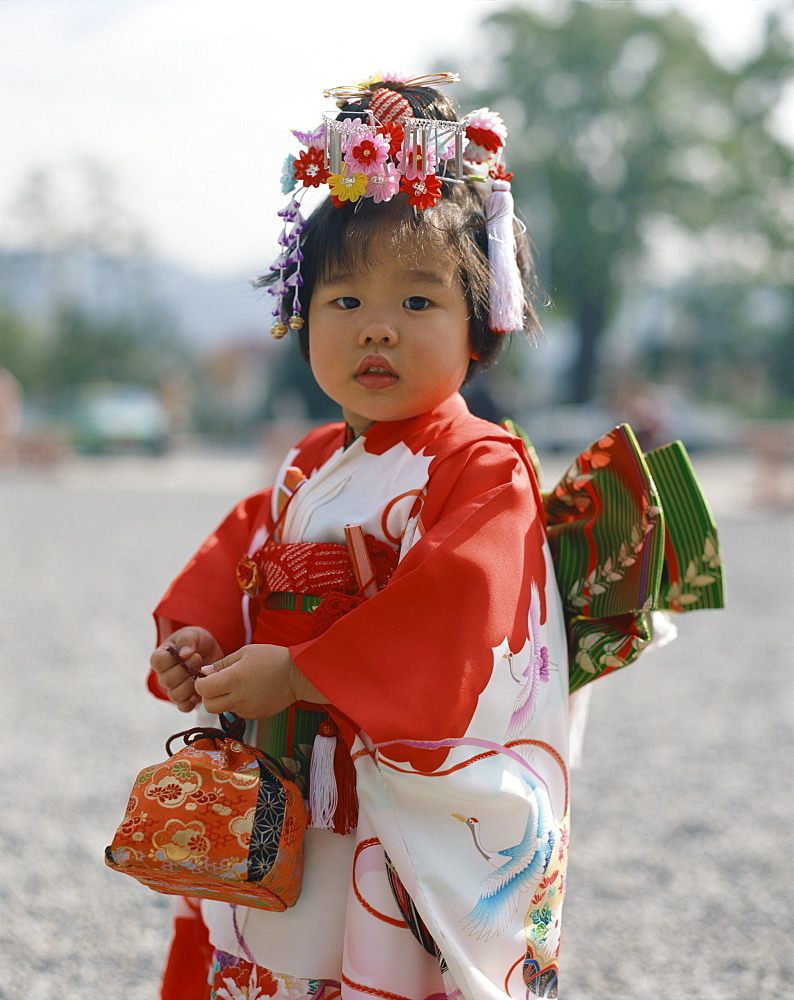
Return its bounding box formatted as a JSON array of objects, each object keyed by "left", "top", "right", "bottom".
[{"left": 258, "top": 81, "right": 539, "bottom": 382}]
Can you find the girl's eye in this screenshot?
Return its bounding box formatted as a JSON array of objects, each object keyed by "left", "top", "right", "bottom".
[
  {"left": 334, "top": 296, "right": 360, "bottom": 310},
  {"left": 403, "top": 296, "right": 431, "bottom": 311}
]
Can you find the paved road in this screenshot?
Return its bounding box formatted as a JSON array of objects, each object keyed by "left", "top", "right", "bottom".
[{"left": 1, "top": 446, "right": 791, "bottom": 999}]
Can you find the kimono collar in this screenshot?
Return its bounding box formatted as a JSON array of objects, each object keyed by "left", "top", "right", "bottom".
[{"left": 349, "top": 393, "right": 473, "bottom": 454}]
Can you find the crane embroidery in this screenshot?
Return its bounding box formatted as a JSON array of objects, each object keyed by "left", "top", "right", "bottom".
[
  {"left": 453, "top": 779, "right": 554, "bottom": 941},
  {"left": 505, "top": 583, "right": 550, "bottom": 740}
]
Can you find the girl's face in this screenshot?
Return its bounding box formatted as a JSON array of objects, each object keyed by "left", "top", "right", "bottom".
[{"left": 308, "top": 242, "right": 472, "bottom": 436}]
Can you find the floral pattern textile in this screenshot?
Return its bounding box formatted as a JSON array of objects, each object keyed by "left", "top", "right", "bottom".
[
  {"left": 209, "top": 950, "right": 330, "bottom": 1000},
  {"left": 544, "top": 423, "right": 725, "bottom": 691},
  {"left": 106, "top": 735, "right": 308, "bottom": 911}
]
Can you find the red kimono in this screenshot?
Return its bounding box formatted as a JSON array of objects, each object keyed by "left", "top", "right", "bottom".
[{"left": 153, "top": 393, "right": 571, "bottom": 999}]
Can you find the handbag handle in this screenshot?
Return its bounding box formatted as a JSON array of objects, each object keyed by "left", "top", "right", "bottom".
[
  {"left": 166, "top": 643, "right": 215, "bottom": 681},
  {"left": 164, "top": 646, "right": 294, "bottom": 783},
  {"left": 165, "top": 644, "right": 246, "bottom": 749}
]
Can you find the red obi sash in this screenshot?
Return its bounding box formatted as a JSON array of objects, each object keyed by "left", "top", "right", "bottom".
[
  {"left": 235, "top": 533, "right": 399, "bottom": 834},
  {"left": 237, "top": 535, "right": 399, "bottom": 647}
]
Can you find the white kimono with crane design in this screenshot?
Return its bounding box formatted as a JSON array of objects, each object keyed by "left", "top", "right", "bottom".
[{"left": 154, "top": 392, "right": 570, "bottom": 999}]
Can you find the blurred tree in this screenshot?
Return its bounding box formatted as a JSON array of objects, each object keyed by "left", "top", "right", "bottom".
[
  {"left": 43, "top": 305, "right": 182, "bottom": 390},
  {"left": 0, "top": 297, "right": 186, "bottom": 398},
  {"left": 0, "top": 306, "right": 43, "bottom": 387},
  {"left": 469, "top": 0, "right": 793, "bottom": 402},
  {"left": 2, "top": 160, "right": 186, "bottom": 396},
  {"left": 11, "top": 169, "right": 62, "bottom": 251}
]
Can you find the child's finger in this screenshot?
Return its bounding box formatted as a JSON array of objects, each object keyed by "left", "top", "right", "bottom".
[
  {"left": 166, "top": 673, "right": 198, "bottom": 704},
  {"left": 150, "top": 644, "right": 179, "bottom": 674},
  {"left": 194, "top": 669, "right": 231, "bottom": 698},
  {"left": 179, "top": 650, "right": 204, "bottom": 674},
  {"left": 201, "top": 651, "right": 240, "bottom": 675},
  {"left": 198, "top": 692, "right": 231, "bottom": 716},
  {"left": 194, "top": 674, "right": 233, "bottom": 716},
  {"left": 164, "top": 643, "right": 205, "bottom": 679},
  {"left": 174, "top": 693, "right": 201, "bottom": 713}
]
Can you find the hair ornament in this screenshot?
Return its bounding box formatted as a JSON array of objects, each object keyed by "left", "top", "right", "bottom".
[
  {"left": 486, "top": 178, "right": 525, "bottom": 334},
  {"left": 267, "top": 72, "right": 526, "bottom": 338},
  {"left": 323, "top": 72, "right": 461, "bottom": 106},
  {"left": 464, "top": 108, "right": 507, "bottom": 162},
  {"left": 292, "top": 125, "right": 326, "bottom": 147},
  {"left": 368, "top": 87, "right": 413, "bottom": 125},
  {"left": 268, "top": 192, "right": 307, "bottom": 336}
]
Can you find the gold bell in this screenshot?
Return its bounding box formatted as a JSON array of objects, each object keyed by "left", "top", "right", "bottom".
[
  {"left": 271, "top": 321, "right": 288, "bottom": 339},
  {"left": 289, "top": 314, "right": 305, "bottom": 330}
]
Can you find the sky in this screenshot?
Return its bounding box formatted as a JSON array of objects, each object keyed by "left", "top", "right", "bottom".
[{"left": 1, "top": 0, "right": 790, "bottom": 279}]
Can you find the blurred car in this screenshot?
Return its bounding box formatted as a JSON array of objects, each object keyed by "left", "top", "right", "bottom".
[
  {"left": 70, "top": 383, "right": 170, "bottom": 455},
  {"left": 518, "top": 394, "right": 742, "bottom": 456}
]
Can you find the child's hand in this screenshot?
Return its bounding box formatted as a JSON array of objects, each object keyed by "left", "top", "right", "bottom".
[
  {"left": 150, "top": 626, "right": 224, "bottom": 713},
  {"left": 195, "top": 644, "right": 327, "bottom": 720}
]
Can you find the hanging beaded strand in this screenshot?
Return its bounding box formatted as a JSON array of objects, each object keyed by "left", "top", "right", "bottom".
[
  {"left": 268, "top": 201, "right": 293, "bottom": 338},
  {"left": 286, "top": 207, "right": 306, "bottom": 331},
  {"left": 269, "top": 194, "right": 306, "bottom": 338}
]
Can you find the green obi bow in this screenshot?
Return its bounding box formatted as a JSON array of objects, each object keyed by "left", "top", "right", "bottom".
[{"left": 505, "top": 422, "right": 726, "bottom": 692}]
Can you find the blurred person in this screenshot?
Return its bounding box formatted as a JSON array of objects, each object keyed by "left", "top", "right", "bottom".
[
  {"left": 609, "top": 376, "right": 674, "bottom": 453},
  {"left": 0, "top": 367, "right": 23, "bottom": 466}
]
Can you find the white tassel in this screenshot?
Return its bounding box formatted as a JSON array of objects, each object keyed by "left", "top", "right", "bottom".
[
  {"left": 308, "top": 720, "right": 338, "bottom": 829},
  {"left": 485, "top": 179, "right": 525, "bottom": 334}
]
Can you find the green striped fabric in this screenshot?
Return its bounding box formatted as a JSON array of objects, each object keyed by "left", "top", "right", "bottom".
[
  {"left": 505, "top": 421, "right": 725, "bottom": 692},
  {"left": 264, "top": 592, "right": 324, "bottom": 613},
  {"left": 645, "top": 441, "right": 725, "bottom": 612},
  {"left": 544, "top": 424, "right": 666, "bottom": 621},
  {"left": 257, "top": 705, "right": 327, "bottom": 794}
]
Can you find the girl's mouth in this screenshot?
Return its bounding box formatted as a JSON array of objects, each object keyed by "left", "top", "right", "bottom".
[{"left": 354, "top": 357, "right": 398, "bottom": 389}]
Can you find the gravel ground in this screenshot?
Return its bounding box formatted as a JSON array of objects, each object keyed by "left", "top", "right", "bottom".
[{"left": 0, "top": 444, "right": 791, "bottom": 1000}]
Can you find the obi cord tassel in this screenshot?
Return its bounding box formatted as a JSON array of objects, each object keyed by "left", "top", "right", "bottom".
[
  {"left": 485, "top": 179, "right": 525, "bottom": 335},
  {"left": 309, "top": 718, "right": 358, "bottom": 834},
  {"left": 309, "top": 719, "right": 337, "bottom": 829}
]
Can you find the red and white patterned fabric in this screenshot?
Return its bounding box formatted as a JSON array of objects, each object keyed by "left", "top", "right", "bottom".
[{"left": 153, "top": 393, "right": 570, "bottom": 999}]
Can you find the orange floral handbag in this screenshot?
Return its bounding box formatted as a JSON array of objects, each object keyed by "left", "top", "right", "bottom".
[{"left": 105, "top": 650, "right": 307, "bottom": 911}]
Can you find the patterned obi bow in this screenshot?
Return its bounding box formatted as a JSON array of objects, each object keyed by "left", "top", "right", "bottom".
[{"left": 517, "top": 423, "right": 726, "bottom": 692}]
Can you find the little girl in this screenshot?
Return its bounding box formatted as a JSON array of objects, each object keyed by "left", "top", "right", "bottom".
[{"left": 147, "top": 73, "right": 722, "bottom": 1000}]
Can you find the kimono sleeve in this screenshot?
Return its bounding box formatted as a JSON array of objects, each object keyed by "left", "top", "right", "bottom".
[
  {"left": 153, "top": 489, "right": 274, "bottom": 656},
  {"left": 290, "top": 439, "right": 547, "bottom": 769}
]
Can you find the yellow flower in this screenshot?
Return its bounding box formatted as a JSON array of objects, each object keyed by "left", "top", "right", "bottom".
[{"left": 329, "top": 171, "right": 368, "bottom": 203}]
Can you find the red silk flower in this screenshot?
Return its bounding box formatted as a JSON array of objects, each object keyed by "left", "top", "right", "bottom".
[
  {"left": 400, "top": 174, "right": 443, "bottom": 210},
  {"left": 293, "top": 147, "right": 330, "bottom": 188},
  {"left": 378, "top": 122, "right": 405, "bottom": 156}
]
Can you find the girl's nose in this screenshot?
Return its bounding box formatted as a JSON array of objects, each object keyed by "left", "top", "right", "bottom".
[{"left": 358, "top": 317, "right": 398, "bottom": 347}]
